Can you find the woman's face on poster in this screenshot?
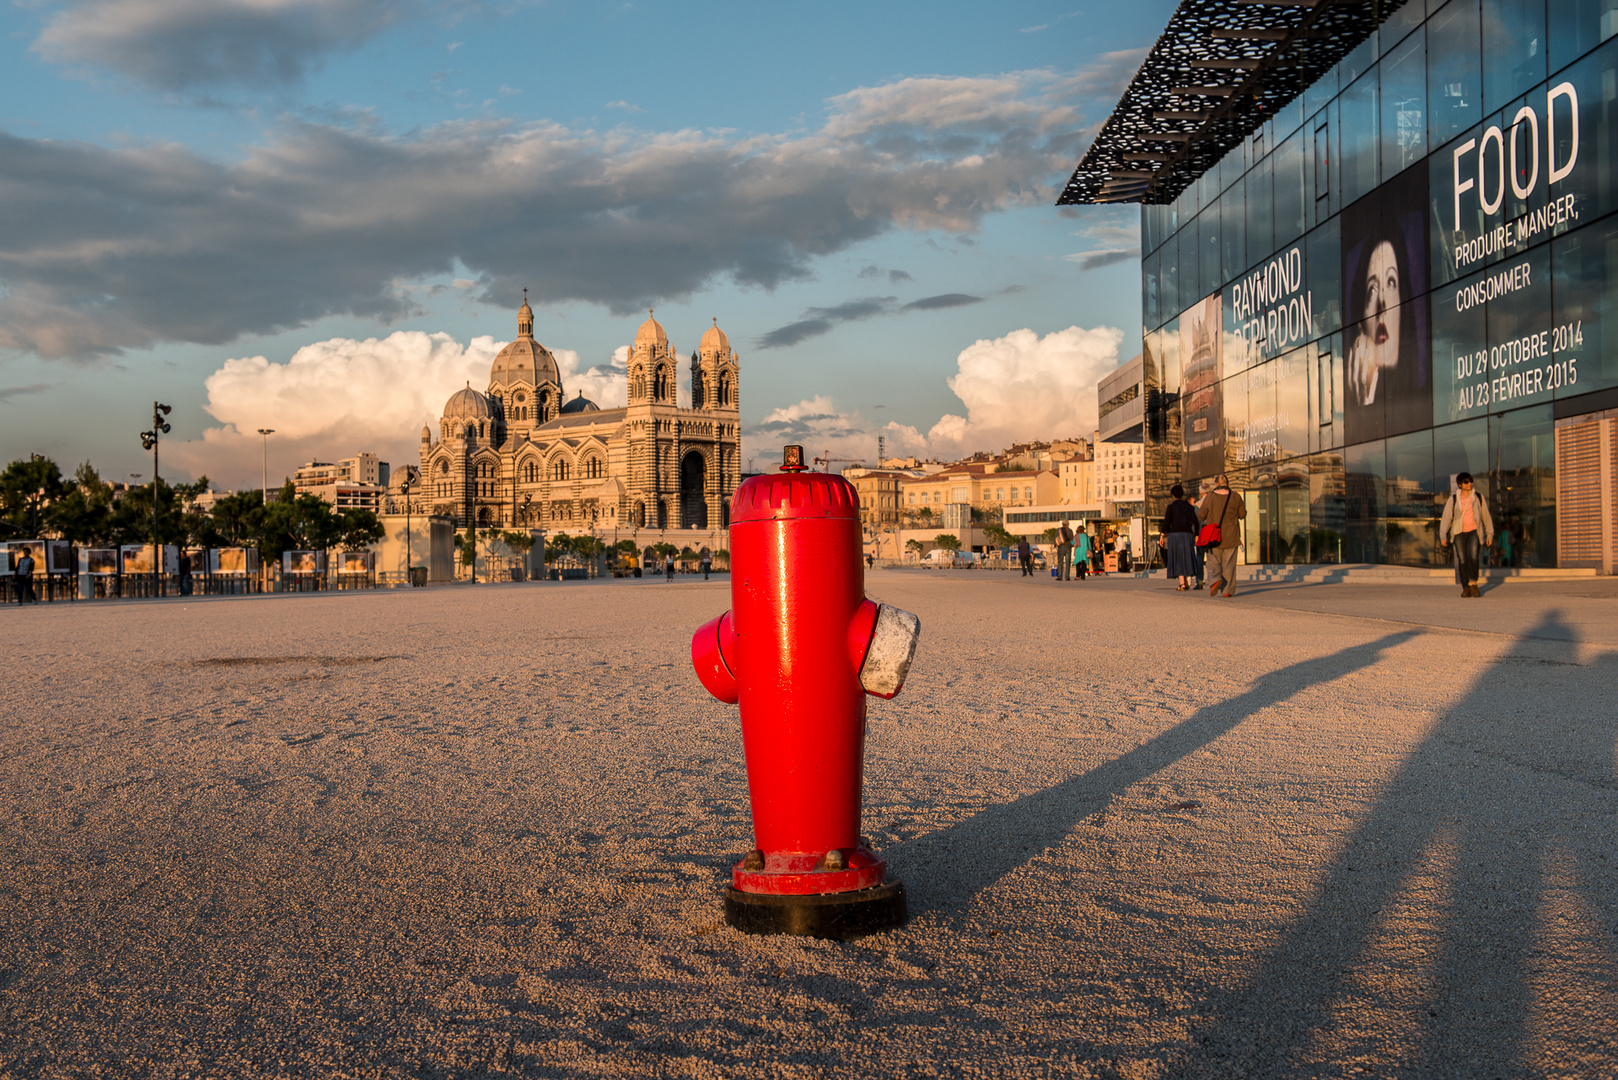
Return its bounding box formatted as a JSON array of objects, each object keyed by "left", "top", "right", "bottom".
[{"left": 1364, "top": 239, "right": 1401, "bottom": 367}]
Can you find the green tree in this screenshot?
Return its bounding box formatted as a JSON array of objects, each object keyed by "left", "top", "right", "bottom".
[
  {"left": 456, "top": 524, "right": 479, "bottom": 567},
  {"left": 614, "top": 539, "right": 639, "bottom": 555},
  {"left": 259, "top": 492, "right": 341, "bottom": 560},
  {"left": 545, "top": 532, "right": 574, "bottom": 562},
  {"left": 0, "top": 456, "right": 69, "bottom": 538},
  {"left": 208, "top": 490, "right": 265, "bottom": 547},
  {"left": 499, "top": 530, "right": 536, "bottom": 556},
  {"left": 338, "top": 509, "right": 384, "bottom": 551},
  {"left": 107, "top": 477, "right": 193, "bottom": 547},
  {"left": 933, "top": 533, "right": 961, "bottom": 551},
  {"left": 904, "top": 538, "right": 924, "bottom": 557},
  {"left": 982, "top": 524, "right": 1016, "bottom": 548},
  {"left": 48, "top": 462, "right": 116, "bottom": 545},
  {"left": 572, "top": 535, "right": 606, "bottom": 560}
]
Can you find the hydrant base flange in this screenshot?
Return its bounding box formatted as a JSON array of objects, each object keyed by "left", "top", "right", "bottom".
[{"left": 723, "top": 881, "right": 907, "bottom": 940}]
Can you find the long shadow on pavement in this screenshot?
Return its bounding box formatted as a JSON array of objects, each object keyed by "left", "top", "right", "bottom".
[
  {"left": 889, "top": 629, "right": 1422, "bottom": 916},
  {"left": 1164, "top": 611, "right": 1618, "bottom": 1078}
]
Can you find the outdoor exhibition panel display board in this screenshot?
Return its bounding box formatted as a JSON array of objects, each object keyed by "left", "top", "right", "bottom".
[
  {"left": 281, "top": 551, "right": 326, "bottom": 591},
  {"left": 207, "top": 547, "right": 262, "bottom": 594},
  {"left": 78, "top": 548, "right": 118, "bottom": 599},
  {"left": 119, "top": 545, "right": 180, "bottom": 598},
  {"left": 334, "top": 550, "right": 376, "bottom": 589}
]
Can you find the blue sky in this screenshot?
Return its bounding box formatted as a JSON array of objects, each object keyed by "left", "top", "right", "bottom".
[{"left": 0, "top": 0, "right": 1172, "bottom": 487}]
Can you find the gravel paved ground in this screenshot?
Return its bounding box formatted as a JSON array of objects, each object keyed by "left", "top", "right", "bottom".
[{"left": 2, "top": 570, "right": 1616, "bottom": 1079}]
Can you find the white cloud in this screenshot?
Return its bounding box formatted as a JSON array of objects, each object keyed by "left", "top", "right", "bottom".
[
  {"left": 167, "top": 320, "right": 1123, "bottom": 487},
  {"left": 926, "top": 326, "right": 1123, "bottom": 455},
  {"left": 167, "top": 329, "right": 498, "bottom": 487},
  {"left": 166, "top": 329, "right": 642, "bottom": 487},
  {"left": 553, "top": 347, "right": 628, "bottom": 409},
  {"left": 743, "top": 323, "right": 1122, "bottom": 468}
]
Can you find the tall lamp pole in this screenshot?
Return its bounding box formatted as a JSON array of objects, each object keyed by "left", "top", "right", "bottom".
[
  {"left": 400, "top": 473, "right": 414, "bottom": 586},
  {"left": 257, "top": 429, "right": 275, "bottom": 506},
  {"left": 140, "top": 401, "right": 172, "bottom": 596}
]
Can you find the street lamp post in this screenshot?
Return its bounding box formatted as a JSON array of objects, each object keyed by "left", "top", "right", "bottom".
[
  {"left": 400, "top": 473, "right": 414, "bottom": 587},
  {"left": 257, "top": 429, "right": 275, "bottom": 506},
  {"left": 140, "top": 401, "right": 172, "bottom": 597}
]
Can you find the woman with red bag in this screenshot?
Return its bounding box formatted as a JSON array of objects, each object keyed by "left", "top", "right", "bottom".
[{"left": 1197, "top": 474, "right": 1247, "bottom": 598}]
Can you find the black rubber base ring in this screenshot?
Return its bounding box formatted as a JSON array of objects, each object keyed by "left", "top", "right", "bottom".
[{"left": 723, "top": 880, "right": 907, "bottom": 940}]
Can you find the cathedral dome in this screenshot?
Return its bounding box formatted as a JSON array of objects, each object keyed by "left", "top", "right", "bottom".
[
  {"left": 560, "top": 392, "right": 600, "bottom": 414},
  {"left": 700, "top": 319, "right": 730, "bottom": 353},
  {"left": 443, "top": 384, "right": 492, "bottom": 421},
  {"left": 492, "top": 336, "right": 561, "bottom": 387},
  {"left": 491, "top": 297, "right": 561, "bottom": 388},
  {"left": 635, "top": 310, "right": 668, "bottom": 349}
]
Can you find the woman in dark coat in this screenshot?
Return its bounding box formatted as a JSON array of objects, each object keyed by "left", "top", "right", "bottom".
[{"left": 1162, "top": 484, "right": 1200, "bottom": 590}]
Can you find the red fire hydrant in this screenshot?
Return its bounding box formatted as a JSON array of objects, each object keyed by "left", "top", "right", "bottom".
[{"left": 691, "top": 445, "right": 920, "bottom": 938}]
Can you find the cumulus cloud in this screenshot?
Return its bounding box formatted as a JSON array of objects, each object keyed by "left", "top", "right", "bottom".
[
  {"left": 164, "top": 328, "right": 636, "bottom": 486},
  {"left": 926, "top": 325, "right": 1122, "bottom": 455},
  {"left": 165, "top": 330, "right": 498, "bottom": 485},
  {"left": 166, "top": 318, "right": 1123, "bottom": 485},
  {"left": 33, "top": 0, "right": 470, "bottom": 91},
  {"left": 557, "top": 347, "right": 629, "bottom": 410},
  {"left": 744, "top": 323, "right": 1122, "bottom": 467},
  {"left": 0, "top": 64, "right": 1104, "bottom": 360}
]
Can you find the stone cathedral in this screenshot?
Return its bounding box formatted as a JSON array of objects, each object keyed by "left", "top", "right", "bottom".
[{"left": 416, "top": 299, "right": 741, "bottom": 532}]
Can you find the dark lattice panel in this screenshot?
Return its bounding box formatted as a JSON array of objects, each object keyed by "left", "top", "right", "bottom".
[{"left": 1057, "top": 0, "right": 1407, "bottom": 205}]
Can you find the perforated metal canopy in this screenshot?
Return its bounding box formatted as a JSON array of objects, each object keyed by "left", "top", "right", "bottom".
[{"left": 1057, "top": 0, "right": 1407, "bottom": 206}]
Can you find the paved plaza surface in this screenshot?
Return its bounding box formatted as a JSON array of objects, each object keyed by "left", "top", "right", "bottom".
[{"left": 2, "top": 570, "right": 1616, "bottom": 1078}]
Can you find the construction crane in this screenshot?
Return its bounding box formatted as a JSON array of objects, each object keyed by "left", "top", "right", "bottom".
[{"left": 813, "top": 453, "right": 866, "bottom": 473}]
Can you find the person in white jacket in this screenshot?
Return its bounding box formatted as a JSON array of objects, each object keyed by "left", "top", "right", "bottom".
[{"left": 1439, "top": 472, "right": 1494, "bottom": 598}]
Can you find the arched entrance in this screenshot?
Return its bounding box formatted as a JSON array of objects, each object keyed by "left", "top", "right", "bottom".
[{"left": 681, "top": 452, "right": 708, "bottom": 529}]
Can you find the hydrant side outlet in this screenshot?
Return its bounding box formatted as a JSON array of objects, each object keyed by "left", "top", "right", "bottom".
[{"left": 859, "top": 604, "right": 921, "bottom": 699}]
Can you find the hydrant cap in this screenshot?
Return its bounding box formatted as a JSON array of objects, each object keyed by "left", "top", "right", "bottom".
[{"left": 730, "top": 471, "right": 860, "bottom": 524}]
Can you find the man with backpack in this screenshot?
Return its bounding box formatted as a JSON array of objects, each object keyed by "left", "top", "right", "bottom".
[{"left": 1055, "top": 521, "right": 1074, "bottom": 581}]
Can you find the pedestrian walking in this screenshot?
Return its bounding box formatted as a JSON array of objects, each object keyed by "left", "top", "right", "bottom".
[
  {"left": 665, "top": 556, "right": 676, "bottom": 583},
  {"left": 1073, "top": 528, "right": 1090, "bottom": 579},
  {"left": 1162, "top": 485, "right": 1199, "bottom": 591},
  {"left": 1197, "top": 474, "right": 1247, "bottom": 598},
  {"left": 1118, "top": 534, "right": 1133, "bottom": 573},
  {"left": 14, "top": 546, "right": 38, "bottom": 605},
  {"left": 1439, "top": 472, "right": 1494, "bottom": 597},
  {"left": 1056, "top": 521, "right": 1074, "bottom": 581},
  {"left": 699, "top": 548, "right": 712, "bottom": 580},
  {"left": 1016, "top": 537, "right": 1032, "bottom": 576},
  {"left": 178, "top": 550, "right": 194, "bottom": 596}
]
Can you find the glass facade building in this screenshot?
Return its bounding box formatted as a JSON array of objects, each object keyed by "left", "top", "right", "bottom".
[{"left": 1125, "top": 0, "right": 1618, "bottom": 570}]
